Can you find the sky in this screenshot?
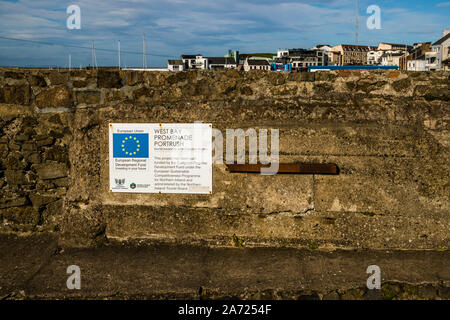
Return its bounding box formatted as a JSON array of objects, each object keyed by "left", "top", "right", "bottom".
[{"left": 0, "top": 0, "right": 449, "bottom": 67}]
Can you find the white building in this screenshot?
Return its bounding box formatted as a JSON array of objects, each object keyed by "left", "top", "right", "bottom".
[
  {"left": 426, "top": 29, "right": 450, "bottom": 71},
  {"left": 208, "top": 57, "right": 237, "bottom": 70},
  {"left": 178, "top": 55, "right": 236, "bottom": 70},
  {"left": 277, "top": 49, "right": 289, "bottom": 58},
  {"left": 181, "top": 54, "right": 209, "bottom": 70},
  {"left": 311, "top": 45, "right": 334, "bottom": 65},
  {"left": 276, "top": 48, "right": 323, "bottom": 69},
  {"left": 381, "top": 52, "right": 404, "bottom": 66},
  {"left": 407, "top": 60, "right": 427, "bottom": 71},
  {"left": 244, "top": 59, "right": 270, "bottom": 71},
  {"left": 367, "top": 50, "right": 383, "bottom": 65},
  {"left": 167, "top": 60, "right": 184, "bottom": 71},
  {"left": 366, "top": 43, "right": 411, "bottom": 66}
]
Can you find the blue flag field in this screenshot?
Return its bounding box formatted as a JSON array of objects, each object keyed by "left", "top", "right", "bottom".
[{"left": 113, "top": 133, "right": 149, "bottom": 158}]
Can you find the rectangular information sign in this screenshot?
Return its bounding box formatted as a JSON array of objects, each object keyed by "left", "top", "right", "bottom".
[{"left": 109, "top": 123, "right": 212, "bottom": 194}]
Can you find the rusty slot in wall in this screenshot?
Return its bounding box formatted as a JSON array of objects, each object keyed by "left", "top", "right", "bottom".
[{"left": 226, "top": 163, "right": 339, "bottom": 175}]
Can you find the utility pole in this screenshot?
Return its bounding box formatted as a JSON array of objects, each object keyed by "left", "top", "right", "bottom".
[
  {"left": 355, "top": 0, "right": 359, "bottom": 45},
  {"left": 118, "top": 40, "right": 121, "bottom": 69},
  {"left": 142, "top": 33, "right": 147, "bottom": 69}
]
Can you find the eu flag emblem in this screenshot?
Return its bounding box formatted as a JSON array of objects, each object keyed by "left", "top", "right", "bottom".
[{"left": 113, "top": 133, "right": 149, "bottom": 158}]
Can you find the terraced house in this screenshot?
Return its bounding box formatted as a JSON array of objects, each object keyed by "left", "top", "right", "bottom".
[{"left": 331, "top": 44, "right": 378, "bottom": 65}]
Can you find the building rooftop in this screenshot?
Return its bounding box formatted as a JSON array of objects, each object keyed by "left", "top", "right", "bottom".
[
  {"left": 338, "top": 45, "right": 378, "bottom": 51},
  {"left": 207, "top": 57, "right": 236, "bottom": 65},
  {"left": 240, "top": 53, "right": 276, "bottom": 59},
  {"left": 380, "top": 42, "right": 412, "bottom": 48},
  {"left": 247, "top": 59, "right": 270, "bottom": 66},
  {"left": 288, "top": 49, "right": 316, "bottom": 56},
  {"left": 382, "top": 52, "right": 405, "bottom": 57},
  {"left": 168, "top": 60, "right": 183, "bottom": 65},
  {"left": 432, "top": 32, "right": 450, "bottom": 46},
  {"left": 181, "top": 54, "right": 201, "bottom": 59}
]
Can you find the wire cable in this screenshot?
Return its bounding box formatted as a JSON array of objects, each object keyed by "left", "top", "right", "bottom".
[{"left": 0, "top": 35, "right": 177, "bottom": 58}]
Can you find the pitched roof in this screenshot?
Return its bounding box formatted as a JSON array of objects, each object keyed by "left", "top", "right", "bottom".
[
  {"left": 207, "top": 57, "right": 236, "bottom": 64},
  {"left": 413, "top": 42, "right": 431, "bottom": 46},
  {"left": 381, "top": 43, "right": 412, "bottom": 49},
  {"left": 168, "top": 60, "right": 183, "bottom": 65},
  {"left": 247, "top": 59, "right": 270, "bottom": 66},
  {"left": 382, "top": 52, "right": 405, "bottom": 57},
  {"left": 340, "top": 45, "right": 377, "bottom": 51},
  {"left": 240, "top": 53, "right": 275, "bottom": 59},
  {"left": 181, "top": 54, "right": 200, "bottom": 59},
  {"left": 289, "top": 49, "right": 316, "bottom": 56},
  {"left": 432, "top": 32, "right": 450, "bottom": 46}
]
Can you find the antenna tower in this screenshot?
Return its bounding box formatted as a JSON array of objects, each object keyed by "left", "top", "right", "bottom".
[{"left": 91, "top": 40, "right": 98, "bottom": 68}]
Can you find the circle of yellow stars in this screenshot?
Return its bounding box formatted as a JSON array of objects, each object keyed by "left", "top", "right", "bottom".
[{"left": 122, "top": 136, "right": 140, "bottom": 155}]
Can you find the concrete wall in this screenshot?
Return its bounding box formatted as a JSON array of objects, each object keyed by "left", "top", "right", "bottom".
[{"left": 0, "top": 68, "right": 448, "bottom": 249}]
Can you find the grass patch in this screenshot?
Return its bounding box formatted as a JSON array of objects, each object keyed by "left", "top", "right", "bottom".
[{"left": 232, "top": 233, "right": 245, "bottom": 248}]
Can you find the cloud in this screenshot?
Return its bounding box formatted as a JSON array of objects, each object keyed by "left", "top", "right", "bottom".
[
  {"left": 0, "top": 0, "right": 448, "bottom": 67},
  {"left": 436, "top": 2, "right": 450, "bottom": 7}
]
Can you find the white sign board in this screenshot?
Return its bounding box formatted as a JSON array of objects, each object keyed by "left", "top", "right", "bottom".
[{"left": 109, "top": 123, "right": 212, "bottom": 194}]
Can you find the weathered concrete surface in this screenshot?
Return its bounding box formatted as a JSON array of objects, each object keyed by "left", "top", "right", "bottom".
[
  {"left": 0, "top": 69, "right": 448, "bottom": 252},
  {"left": 0, "top": 234, "right": 448, "bottom": 300},
  {"left": 100, "top": 165, "right": 314, "bottom": 213},
  {"left": 0, "top": 233, "right": 58, "bottom": 299},
  {"left": 103, "top": 207, "right": 449, "bottom": 250}
]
